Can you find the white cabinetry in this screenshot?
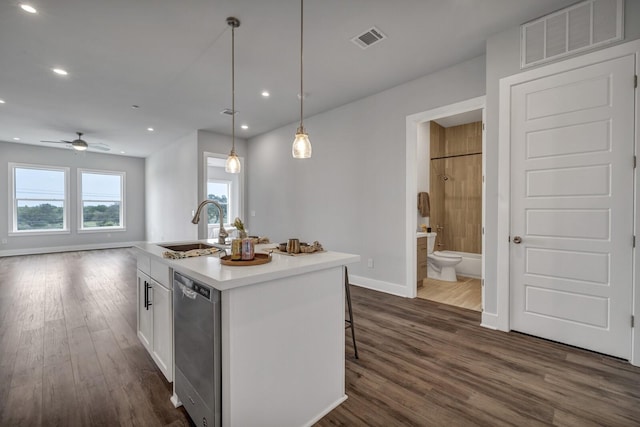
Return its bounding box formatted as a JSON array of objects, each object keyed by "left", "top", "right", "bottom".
[{"left": 136, "top": 253, "right": 173, "bottom": 382}]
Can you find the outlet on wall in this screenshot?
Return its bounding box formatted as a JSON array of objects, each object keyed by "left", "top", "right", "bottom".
[{"left": 367, "top": 258, "right": 374, "bottom": 268}]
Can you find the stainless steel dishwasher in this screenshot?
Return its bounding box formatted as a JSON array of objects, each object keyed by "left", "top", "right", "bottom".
[{"left": 173, "top": 271, "right": 221, "bottom": 427}]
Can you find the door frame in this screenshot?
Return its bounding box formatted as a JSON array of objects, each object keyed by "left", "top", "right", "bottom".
[
  {"left": 497, "top": 39, "right": 640, "bottom": 365},
  {"left": 405, "top": 96, "right": 486, "bottom": 300}
]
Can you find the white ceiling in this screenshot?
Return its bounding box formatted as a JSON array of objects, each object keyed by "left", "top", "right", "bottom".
[{"left": 0, "top": 0, "right": 576, "bottom": 157}]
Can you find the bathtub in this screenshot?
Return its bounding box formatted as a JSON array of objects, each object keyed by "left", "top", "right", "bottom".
[{"left": 439, "top": 250, "right": 482, "bottom": 279}]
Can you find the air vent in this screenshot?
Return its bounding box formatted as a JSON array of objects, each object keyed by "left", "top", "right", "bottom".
[
  {"left": 351, "top": 26, "right": 386, "bottom": 49},
  {"left": 521, "top": 0, "right": 623, "bottom": 68},
  {"left": 220, "top": 109, "right": 237, "bottom": 116}
]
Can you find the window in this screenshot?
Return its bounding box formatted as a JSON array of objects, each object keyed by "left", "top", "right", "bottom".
[
  {"left": 79, "top": 169, "right": 125, "bottom": 231},
  {"left": 9, "top": 163, "right": 69, "bottom": 234},
  {"left": 207, "top": 180, "right": 231, "bottom": 225}
]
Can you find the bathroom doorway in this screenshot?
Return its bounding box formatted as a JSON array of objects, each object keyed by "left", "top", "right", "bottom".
[
  {"left": 418, "top": 116, "right": 482, "bottom": 311},
  {"left": 405, "top": 96, "right": 485, "bottom": 312}
]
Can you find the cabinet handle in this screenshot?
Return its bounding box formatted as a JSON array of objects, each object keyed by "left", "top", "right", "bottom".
[
  {"left": 144, "top": 281, "right": 148, "bottom": 309},
  {"left": 145, "top": 282, "right": 153, "bottom": 310}
]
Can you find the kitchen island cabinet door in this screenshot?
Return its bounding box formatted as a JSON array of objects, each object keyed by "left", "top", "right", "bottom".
[
  {"left": 137, "top": 270, "right": 153, "bottom": 352},
  {"left": 152, "top": 281, "right": 173, "bottom": 382}
]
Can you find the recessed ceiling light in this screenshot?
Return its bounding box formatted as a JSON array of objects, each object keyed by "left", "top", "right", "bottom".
[
  {"left": 147, "top": 127, "right": 154, "bottom": 132},
  {"left": 0, "top": 99, "right": 5, "bottom": 104},
  {"left": 120, "top": 151, "right": 126, "bottom": 154},
  {"left": 13, "top": 137, "right": 20, "bottom": 140},
  {"left": 241, "top": 124, "right": 249, "bottom": 130},
  {"left": 261, "top": 91, "right": 270, "bottom": 97},
  {"left": 20, "top": 4, "right": 37, "bottom": 13},
  {"left": 52, "top": 68, "right": 68, "bottom": 76}
]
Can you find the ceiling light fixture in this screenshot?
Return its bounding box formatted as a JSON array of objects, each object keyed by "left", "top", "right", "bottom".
[
  {"left": 13, "top": 137, "right": 20, "bottom": 140},
  {"left": 225, "top": 17, "right": 241, "bottom": 174},
  {"left": 52, "top": 68, "right": 68, "bottom": 76},
  {"left": 20, "top": 4, "right": 37, "bottom": 13},
  {"left": 241, "top": 124, "right": 249, "bottom": 130},
  {"left": 0, "top": 99, "right": 5, "bottom": 104},
  {"left": 292, "top": 0, "right": 311, "bottom": 159},
  {"left": 147, "top": 127, "right": 154, "bottom": 132},
  {"left": 261, "top": 91, "right": 270, "bottom": 97}
]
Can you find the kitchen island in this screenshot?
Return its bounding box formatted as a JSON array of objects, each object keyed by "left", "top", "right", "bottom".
[{"left": 135, "top": 240, "right": 359, "bottom": 427}]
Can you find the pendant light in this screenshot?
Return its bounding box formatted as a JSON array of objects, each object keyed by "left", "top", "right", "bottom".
[
  {"left": 292, "top": 0, "right": 312, "bottom": 159},
  {"left": 225, "top": 17, "right": 241, "bottom": 174}
]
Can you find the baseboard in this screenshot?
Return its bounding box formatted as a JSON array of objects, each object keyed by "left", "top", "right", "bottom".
[
  {"left": 302, "top": 394, "right": 348, "bottom": 427},
  {"left": 0, "top": 241, "right": 139, "bottom": 257},
  {"left": 349, "top": 275, "right": 410, "bottom": 298},
  {"left": 481, "top": 311, "right": 498, "bottom": 330}
]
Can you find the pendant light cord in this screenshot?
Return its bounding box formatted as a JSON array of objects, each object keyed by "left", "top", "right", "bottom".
[
  {"left": 299, "top": 0, "right": 304, "bottom": 130},
  {"left": 231, "top": 23, "right": 236, "bottom": 153}
]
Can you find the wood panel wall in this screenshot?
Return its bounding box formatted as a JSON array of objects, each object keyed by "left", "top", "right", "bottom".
[{"left": 429, "top": 121, "right": 482, "bottom": 254}]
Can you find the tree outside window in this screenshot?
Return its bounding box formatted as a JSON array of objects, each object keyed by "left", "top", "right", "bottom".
[{"left": 207, "top": 180, "right": 231, "bottom": 225}]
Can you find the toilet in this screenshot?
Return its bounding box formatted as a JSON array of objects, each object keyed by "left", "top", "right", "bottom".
[{"left": 426, "top": 232, "right": 462, "bottom": 282}]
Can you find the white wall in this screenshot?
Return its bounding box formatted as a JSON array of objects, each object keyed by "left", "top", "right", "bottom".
[
  {"left": 482, "top": 0, "right": 640, "bottom": 317},
  {"left": 145, "top": 129, "right": 247, "bottom": 242},
  {"left": 146, "top": 131, "right": 198, "bottom": 242},
  {"left": 248, "top": 55, "right": 485, "bottom": 295},
  {"left": 0, "top": 141, "right": 145, "bottom": 256}
]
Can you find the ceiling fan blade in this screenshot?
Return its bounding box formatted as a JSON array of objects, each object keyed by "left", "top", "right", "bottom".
[
  {"left": 40, "top": 140, "right": 67, "bottom": 143},
  {"left": 90, "top": 144, "right": 111, "bottom": 151}
]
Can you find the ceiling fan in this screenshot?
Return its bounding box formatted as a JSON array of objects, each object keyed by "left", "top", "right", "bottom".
[{"left": 40, "top": 132, "right": 110, "bottom": 152}]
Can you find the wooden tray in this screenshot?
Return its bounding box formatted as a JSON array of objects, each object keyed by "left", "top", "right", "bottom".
[{"left": 220, "top": 252, "right": 272, "bottom": 266}]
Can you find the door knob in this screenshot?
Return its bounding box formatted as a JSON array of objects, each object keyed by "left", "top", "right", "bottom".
[{"left": 512, "top": 236, "right": 522, "bottom": 244}]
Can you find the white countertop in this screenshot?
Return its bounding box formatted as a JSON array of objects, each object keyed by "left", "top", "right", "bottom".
[{"left": 135, "top": 239, "right": 360, "bottom": 291}]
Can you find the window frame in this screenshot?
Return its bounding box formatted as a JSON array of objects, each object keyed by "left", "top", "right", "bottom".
[
  {"left": 77, "top": 168, "right": 126, "bottom": 233},
  {"left": 203, "top": 152, "right": 244, "bottom": 237},
  {"left": 8, "top": 162, "right": 70, "bottom": 235}
]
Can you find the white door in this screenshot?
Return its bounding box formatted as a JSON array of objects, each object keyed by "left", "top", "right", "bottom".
[{"left": 510, "top": 54, "right": 635, "bottom": 359}]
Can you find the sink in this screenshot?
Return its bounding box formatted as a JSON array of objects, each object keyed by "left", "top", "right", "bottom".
[{"left": 159, "top": 242, "right": 215, "bottom": 252}]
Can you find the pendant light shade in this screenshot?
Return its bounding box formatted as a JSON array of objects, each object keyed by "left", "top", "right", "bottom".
[
  {"left": 292, "top": 127, "right": 312, "bottom": 158},
  {"left": 225, "top": 149, "right": 241, "bottom": 173},
  {"left": 225, "top": 17, "right": 241, "bottom": 174},
  {"left": 292, "top": 0, "right": 311, "bottom": 159}
]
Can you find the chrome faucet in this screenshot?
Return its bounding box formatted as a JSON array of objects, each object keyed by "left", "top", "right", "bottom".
[{"left": 191, "top": 200, "right": 228, "bottom": 244}]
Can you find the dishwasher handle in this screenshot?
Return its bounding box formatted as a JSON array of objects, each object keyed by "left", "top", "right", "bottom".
[{"left": 177, "top": 282, "right": 198, "bottom": 300}]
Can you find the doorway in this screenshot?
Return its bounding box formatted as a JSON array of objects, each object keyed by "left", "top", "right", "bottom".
[
  {"left": 405, "top": 96, "right": 486, "bottom": 311},
  {"left": 417, "top": 115, "right": 483, "bottom": 311},
  {"left": 202, "top": 152, "right": 245, "bottom": 240}
]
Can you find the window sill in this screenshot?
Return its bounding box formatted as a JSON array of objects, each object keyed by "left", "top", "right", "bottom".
[
  {"left": 78, "top": 227, "right": 126, "bottom": 234},
  {"left": 9, "top": 229, "right": 71, "bottom": 237}
]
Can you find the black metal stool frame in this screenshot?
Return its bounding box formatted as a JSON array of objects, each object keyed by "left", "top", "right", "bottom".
[{"left": 344, "top": 266, "right": 359, "bottom": 359}]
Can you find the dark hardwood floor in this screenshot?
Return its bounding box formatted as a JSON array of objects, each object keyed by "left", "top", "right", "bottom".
[
  {"left": 0, "top": 249, "right": 191, "bottom": 427},
  {"left": 1, "top": 249, "right": 639, "bottom": 426}
]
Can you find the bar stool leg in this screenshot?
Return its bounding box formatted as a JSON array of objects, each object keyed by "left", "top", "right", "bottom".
[{"left": 345, "top": 266, "right": 359, "bottom": 359}]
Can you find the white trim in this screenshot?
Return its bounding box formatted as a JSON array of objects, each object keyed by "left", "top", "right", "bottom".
[
  {"left": 0, "top": 241, "right": 139, "bottom": 257},
  {"left": 481, "top": 312, "right": 498, "bottom": 330},
  {"left": 497, "top": 39, "right": 640, "bottom": 365},
  {"left": 8, "top": 162, "right": 70, "bottom": 234},
  {"left": 301, "top": 395, "right": 348, "bottom": 427},
  {"left": 202, "top": 152, "right": 245, "bottom": 238},
  {"left": 405, "top": 96, "right": 486, "bottom": 302},
  {"left": 349, "top": 274, "right": 410, "bottom": 298}
]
